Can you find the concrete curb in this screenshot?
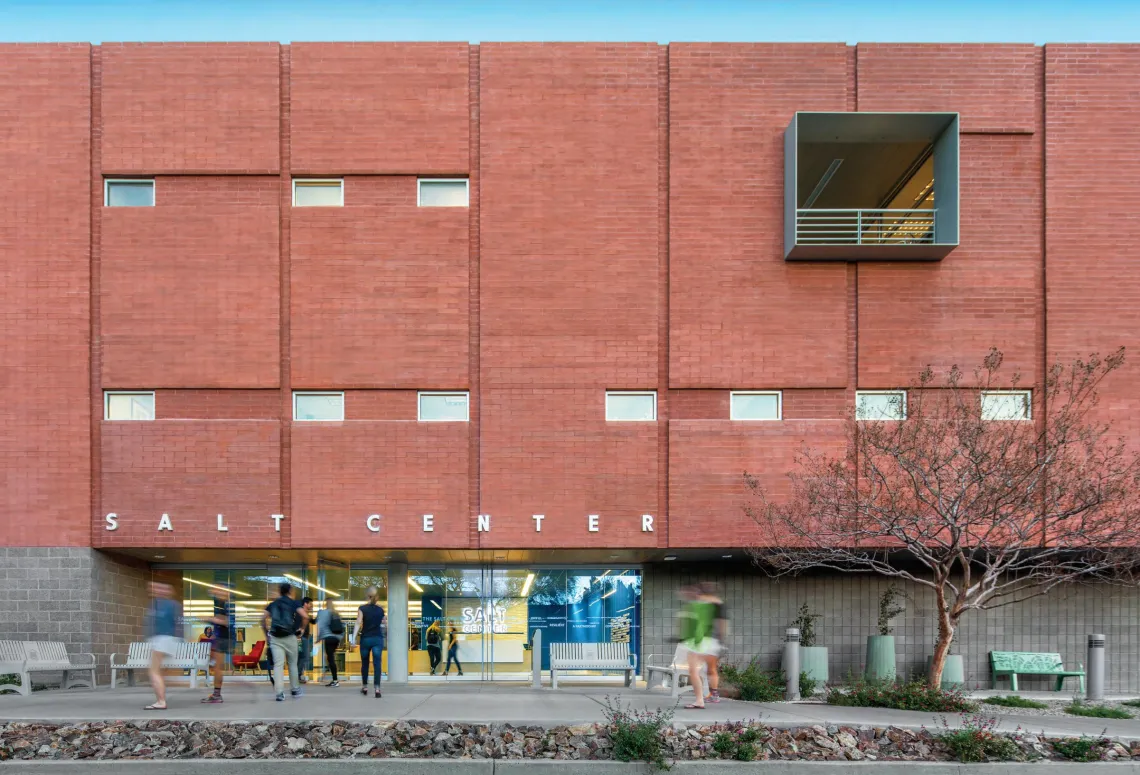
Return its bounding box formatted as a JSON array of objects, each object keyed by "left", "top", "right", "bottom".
[{"left": 4, "top": 761, "right": 1139, "bottom": 773}]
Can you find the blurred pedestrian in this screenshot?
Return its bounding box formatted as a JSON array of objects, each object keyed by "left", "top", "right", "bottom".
[
  {"left": 298, "top": 596, "right": 314, "bottom": 684},
  {"left": 425, "top": 620, "right": 443, "bottom": 675},
  {"left": 144, "top": 581, "right": 180, "bottom": 710},
  {"left": 681, "top": 582, "right": 727, "bottom": 709},
  {"left": 201, "top": 586, "right": 232, "bottom": 704},
  {"left": 351, "top": 586, "right": 386, "bottom": 697},
  {"left": 316, "top": 598, "right": 344, "bottom": 687},
  {"left": 263, "top": 582, "right": 307, "bottom": 702},
  {"left": 443, "top": 625, "right": 463, "bottom": 677}
]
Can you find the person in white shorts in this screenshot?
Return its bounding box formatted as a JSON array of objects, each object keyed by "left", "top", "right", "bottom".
[
  {"left": 144, "top": 581, "right": 181, "bottom": 710},
  {"left": 680, "top": 582, "right": 727, "bottom": 709}
]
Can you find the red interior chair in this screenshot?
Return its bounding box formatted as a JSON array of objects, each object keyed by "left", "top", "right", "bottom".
[{"left": 232, "top": 640, "right": 265, "bottom": 672}]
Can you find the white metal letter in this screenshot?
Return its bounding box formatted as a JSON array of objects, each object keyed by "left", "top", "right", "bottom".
[
  {"left": 157, "top": 513, "right": 173, "bottom": 531},
  {"left": 271, "top": 514, "right": 285, "bottom": 532},
  {"left": 477, "top": 514, "right": 490, "bottom": 532},
  {"left": 423, "top": 514, "right": 434, "bottom": 532},
  {"left": 217, "top": 513, "right": 229, "bottom": 532},
  {"left": 532, "top": 514, "right": 544, "bottom": 532},
  {"left": 588, "top": 514, "right": 599, "bottom": 532},
  {"left": 641, "top": 514, "right": 654, "bottom": 532},
  {"left": 104, "top": 513, "right": 118, "bottom": 531},
  {"left": 366, "top": 514, "right": 381, "bottom": 533}
]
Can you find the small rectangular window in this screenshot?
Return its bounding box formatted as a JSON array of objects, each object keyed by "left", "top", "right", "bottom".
[
  {"left": 104, "top": 391, "right": 155, "bottom": 421},
  {"left": 293, "top": 392, "right": 344, "bottom": 421},
  {"left": 292, "top": 179, "right": 344, "bottom": 207},
  {"left": 104, "top": 179, "right": 155, "bottom": 207},
  {"left": 606, "top": 391, "right": 657, "bottom": 422},
  {"left": 731, "top": 391, "right": 782, "bottom": 421},
  {"left": 418, "top": 392, "right": 470, "bottom": 422},
  {"left": 856, "top": 390, "right": 906, "bottom": 421},
  {"left": 981, "top": 391, "right": 1031, "bottom": 421},
  {"left": 418, "top": 179, "right": 469, "bottom": 207}
]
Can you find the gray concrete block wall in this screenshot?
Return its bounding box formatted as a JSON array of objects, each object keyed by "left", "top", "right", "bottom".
[
  {"left": 643, "top": 564, "right": 1140, "bottom": 693},
  {"left": 0, "top": 548, "right": 150, "bottom": 684}
]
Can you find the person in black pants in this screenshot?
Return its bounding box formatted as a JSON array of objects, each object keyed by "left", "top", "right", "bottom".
[
  {"left": 443, "top": 625, "right": 463, "bottom": 676},
  {"left": 425, "top": 621, "right": 442, "bottom": 675},
  {"left": 351, "top": 586, "right": 387, "bottom": 698}
]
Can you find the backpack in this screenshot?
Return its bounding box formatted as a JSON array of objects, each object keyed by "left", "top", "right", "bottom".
[
  {"left": 268, "top": 598, "right": 297, "bottom": 637},
  {"left": 427, "top": 628, "right": 440, "bottom": 646},
  {"left": 329, "top": 611, "right": 345, "bottom": 636}
]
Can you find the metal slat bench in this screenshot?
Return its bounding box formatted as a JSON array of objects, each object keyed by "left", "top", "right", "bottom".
[
  {"left": 549, "top": 642, "right": 636, "bottom": 689},
  {"left": 644, "top": 644, "right": 707, "bottom": 697},
  {"left": 110, "top": 641, "right": 211, "bottom": 690},
  {"left": 990, "top": 650, "right": 1085, "bottom": 692},
  {"left": 0, "top": 641, "right": 96, "bottom": 696}
]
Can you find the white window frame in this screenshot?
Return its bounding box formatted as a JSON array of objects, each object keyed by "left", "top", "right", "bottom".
[
  {"left": 605, "top": 391, "right": 658, "bottom": 422},
  {"left": 417, "top": 178, "right": 470, "bottom": 207},
  {"left": 730, "top": 391, "right": 783, "bottom": 421},
  {"left": 292, "top": 391, "right": 345, "bottom": 422},
  {"left": 981, "top": 390, "right": 1032, "bottom": 421},
  {"left": 103, "top": 391, "right": 156, "bottom": 421},
  {"left": 291, "top": 178, "right": 344, "bottom": 207},
  {"left": 855, "top": 390, "right": 907, "bottom": 421},
  {"left": 103, "top": 179, "right": 155, "bottom": 207},
  {"left": 417, "top": 391, "right": 470, "bottom": 422}
]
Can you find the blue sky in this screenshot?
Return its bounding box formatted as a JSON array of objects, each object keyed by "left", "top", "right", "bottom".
[{"left": 1, "top": 0, "right": 1137, "bottom": 44}]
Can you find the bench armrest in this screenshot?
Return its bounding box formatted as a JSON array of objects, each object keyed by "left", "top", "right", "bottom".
[{"left": 71, "top": 653, "right": 96, "bottom": 667}]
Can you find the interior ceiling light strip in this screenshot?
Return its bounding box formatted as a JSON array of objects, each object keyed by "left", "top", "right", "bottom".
[{"left": 184, "top": 577, "right": 252, "bottom": 597}]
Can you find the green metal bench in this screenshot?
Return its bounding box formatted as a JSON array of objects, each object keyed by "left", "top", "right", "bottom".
[{"left": 990, "top": 651, "right": 1085, "bottom": 692}]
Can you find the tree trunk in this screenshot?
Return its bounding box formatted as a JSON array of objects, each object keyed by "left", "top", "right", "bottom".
[{"left": 929, "top": 586, "right": 957, "bottom": 689}]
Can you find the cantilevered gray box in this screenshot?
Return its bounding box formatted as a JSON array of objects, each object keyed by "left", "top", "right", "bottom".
[{"left": 785, "top": 112, "right": 959, "bottom": 260}]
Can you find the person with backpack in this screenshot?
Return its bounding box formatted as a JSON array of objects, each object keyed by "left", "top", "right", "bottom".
[
  {"left": 316, "top": 598, "right": 344, "bottom": 687},
  {"left": 262, "top": 582, "right": 308, "bottom": 702},
  {"left": 425, "top": 620, "right": 442, "bottom": 676}
]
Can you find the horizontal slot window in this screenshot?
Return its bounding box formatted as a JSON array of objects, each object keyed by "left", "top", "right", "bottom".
[
  {"left": 104, "top": 179, "right": 155, "bottom": 207},
  {"left": 293, "top": 179, "right": 344, "bottom": 207},
  {"left": 606, "top": 391, "right": 657, "bottom": 422},
  {"left": 856, "top": 390, "right": 906, "bottom": 421},
  {"left": 105, "top": 391, "right": 155, "bottom": 421},
  {"left": 981, "top": 390, "right": 1031, "bottom": 421},
  {"left": 293, "top": 392, "right": 344, "bottom": 421},
  {"left": 418, "top": 179, "right": 469, "bottom": 207},
  {"left": 418, "top": 392, "right": 470, "bottom": 422},
  {"left": 730, "top": 391, "right": 782, "bottom": 421}
]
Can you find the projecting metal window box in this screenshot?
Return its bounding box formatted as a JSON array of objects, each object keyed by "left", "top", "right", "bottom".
[
  {"left": 292, "top": 179, "right": 344, "bottom": 207},
  {"left": 293, "top": 392, "right": 345, "bottom": 421},
  {"left": 785, "top": 112, "right": 959, "bottom": 260},
  {"left": 730, "top": 391, "right": 782, "bottom": 421},
  {"left": 418, "top": 392, "right": 470, "bottom": 422},
  {"left": 104, "top": 179, "right": 155, "bottom": 207},
  {"left": 856, "top": 390, "right": 907, "bottom": 421},
  {"left": 418, "top": 179, "right": 469, "bottom": 207},
  {"left": 981, "top": 390, "right": 1032, "bottom": 421},
  {"left": 104, "top": 391, "right": 155, "bottom": 421},
  {"left": 606, "top": 391, "right": 657, "bottom": 422}
]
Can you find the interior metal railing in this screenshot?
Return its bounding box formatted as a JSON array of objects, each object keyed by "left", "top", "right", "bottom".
[{"left": 796, "top": 208, "right": 937, "bottom": 245}]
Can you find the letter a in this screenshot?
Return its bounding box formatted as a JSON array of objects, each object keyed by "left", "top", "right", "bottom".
[{"left": 158, "top": 513, "right": 173, "bottom": 531}]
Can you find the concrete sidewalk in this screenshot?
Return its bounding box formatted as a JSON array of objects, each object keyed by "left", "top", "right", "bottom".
[{"left": 2, "top": 682, "right": 1140, "bottom": 741}]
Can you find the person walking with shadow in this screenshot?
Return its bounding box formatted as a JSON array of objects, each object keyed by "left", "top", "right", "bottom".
[
  {"left": 263, "top": 582, "right": 308, "bottom": 702},
  {"left": 443, "top": 625, "right": 463, "bottom": 677},
  {"left": 351, "top": 586, "right": 386, "bottom": 698},
  {"left": 143, "top": 581, "right": 180, "bottom": 711},
  {"left": 201, "top": 586, "right": 233, "bottom": 704},
  {"left": 316, "top": 598, "right": 344, "bottom": 687}
]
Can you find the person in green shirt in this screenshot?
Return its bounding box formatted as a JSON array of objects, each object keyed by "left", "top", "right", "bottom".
[{"left": 680, "top": 582, "right": 727, "bottom": 709}]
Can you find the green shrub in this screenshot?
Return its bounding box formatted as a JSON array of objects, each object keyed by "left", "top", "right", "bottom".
[
  {"left": 798, "top": 671, "right": 818, "bottom": 697},
  {"left": 1065, "top": 699, "right": 1132, "bottom": 719},
  {"left": 877, "top": 584, "right": 907, "bottom": 636},
  {"left": 711, "top": 725, "right": 763, "bottom": 761},
  {"left": 827, "top": 675, "right": 976, "bottom": 713},
  {"left": 601, "top": 695, "right": 674, "bottom": 770},
  {"left": 938, "top": 713, "right": 1023, "bottom": 763},
  {"left": 791, "top": 603, "right": 821, "bottom": 647},
  {"left": 1122, "top": 699, "right": 1140, "bottom": 708},
  {"left": 982, "top": 695, "right": 1049, "bottom": 709},
  {"left": 720, "top": 661, "right": 785, "bottom": 702},
  {"left": 1053, "top": 737, "right": 1109, "bottom": 762}
]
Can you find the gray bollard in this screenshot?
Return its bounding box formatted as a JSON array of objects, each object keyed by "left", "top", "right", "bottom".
[
  {"left": 784, "top": 627, "right": 801, "bottom": 701},
  {"left": 1087, "top": 633, "right": 1105, "bottom": 701},
  {"left": 532, "top": 629, "right": 543, "bottom": 688}
]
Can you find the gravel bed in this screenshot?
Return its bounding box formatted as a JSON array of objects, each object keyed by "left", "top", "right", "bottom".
[{"left": 979, "top": 696, "right": 1139, "bottom": 718}]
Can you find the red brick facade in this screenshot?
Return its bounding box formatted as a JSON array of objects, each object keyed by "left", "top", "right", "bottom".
[{"left": 2, "top": 42, "right": 1136, "bottom": 553}]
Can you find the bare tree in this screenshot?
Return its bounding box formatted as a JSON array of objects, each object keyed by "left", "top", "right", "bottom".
[{"left": 746, "top": 348, "right": 1140, "bottom": 688}]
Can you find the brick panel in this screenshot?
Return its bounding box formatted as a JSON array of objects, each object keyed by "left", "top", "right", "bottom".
[
  {"left": 345, "top": 390, "right": 419, "bottom": 420},
  {"left": 668, "top": 421, "right": 846, "bottom": 547},
  {"left": 290, "top": 42, "right": 470, "bottom": 174},
  {"left": 97, "top": 421, "right": 284, "bottom": 548},
  {"left": 479, "top": 389, "right": 659, "bottom": 549},
  {"left": 857, "top": 44, "right": 1038, "bottom": 133},
  {"left": 480, "top": 43, "right": 660, "bottom": 389},
  {"left": 290, "top": 422, "right": 470, "bottom": 548},
  {"left": 100, "top": 43, "right": 280, "bottom": 173},
  {"left": 290, "top": 201, "right": 469, "bottom": 388},
  {"left": 0, "top": 45, "right": 91, "bottom": 546},
  {"left": 101, "top": 177, "right": 281, "bottom": 388},
  {"left": 1046, "top": 45, "right": 1140, "bottom": 447},
  {"left": 669, "top": 44, "right": 849, "bottom": 388},
  {"left": 155, "top": 390, "right": 280, "bottom": 420},
  {"left": 858, "top": 133, "right": 1043, "bottom": 387}
]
